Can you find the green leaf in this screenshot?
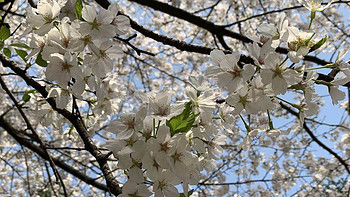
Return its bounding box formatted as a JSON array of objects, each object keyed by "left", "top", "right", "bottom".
[
  {"left": 0, "top": 24, "right": 10, "bottom": 40},
  {"left": 15, "top": 49, "right": 27, "bottom": 62},
  {"left": 166, "top": 102, "right": 199, "bottom": 136},
  {"left": 0, "top": 40, "right": 4, "bottom": 50},
  {"left": 22, "top": 93, "right": 30, "bottom": 102},
  {"left": 22, "top": 90, "right": 35, "bottom": 103},
  {"left": 75, "top": 0, "right": 83, "bottom": 20},
  {"left": 310, "top": 36, "right": 327, "bottom": 52},
  {"left": 3, "top": 48, "right": 11, "bottom": 57},
  {"left": 10, "top": 43, "right": 31, "bottom": 49},
  {"left": 35, "top": 50, "right": 48, "bottom": 67},
  {"left": 179, "top": 190, "right": 194, "bottom": 197}
]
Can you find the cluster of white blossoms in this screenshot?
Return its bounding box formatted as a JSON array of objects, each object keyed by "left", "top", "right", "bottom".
[
  {"left": 205, "top": 5, "right": 350, "bottom": 151},
  {"left": 13, "top": 0, "right": 350, "bottom": 196},
  {"left": 106, "top": 84, "right": 225, "bottom": 196},
  {"left": 24, "top": 0, "right": 129, "bottom": 114}
]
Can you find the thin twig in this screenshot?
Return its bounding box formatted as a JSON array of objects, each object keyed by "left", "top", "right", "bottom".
[{"left": 0, "top": 75, "right": 69, "bottom": 197}]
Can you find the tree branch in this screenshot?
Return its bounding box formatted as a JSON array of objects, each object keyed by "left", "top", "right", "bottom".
[{"left": 126, "top": 0, "right": 330, "bottom": 65}]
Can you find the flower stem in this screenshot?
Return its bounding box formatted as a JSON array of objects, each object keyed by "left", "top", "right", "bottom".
[{"left": 239, "top": 114, "right": 251, "bottom": 133}]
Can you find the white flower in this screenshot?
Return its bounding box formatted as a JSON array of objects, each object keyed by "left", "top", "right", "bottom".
[
  {"left": 238, "top": 129, "right": 259, "bottom": 151},
  {"left": 298, "top": 0, "right": 334, "bottom": 12},
  {"left": 118, "top": 180, "right": 151, "bottom": 197},
  {"left": 148, "top": 89, "right": 177, "bottom": 120},
  {"left": 285, "top": 27, "right": 313, "bottom": 63},
  {"left": 205, "top": 49, "right": 225, "bottom": 77},
  {"left": 218, "top": 104, "right": 236, "bottom": 134},
  {"left": 286, "top": 27, "right": 314, "bottom": 43},
  {"left": 213, "top": 51, "right": 256, "bottom": 92},
  {"left": 328, "top": 85, "right": 345, "bottom": 105},
  {"left": 334, "top": 48, "right": 349, "bottom": 69},
  {"left": 142, "top": 152, "right": 167, "bottom": 181},
  {"left": 184, "top": 87, "right": 216, "bottom": 123},
  {"left": 60, "top": 0, "right": 76, "bottom": 20},
  {"left": 108, "top": 3, "right": 130, "bottom": 35},
  {"left": 27, "top": 34, "right": 46, "bottom": 58},
  {"left": 207, "top": 134, "right": 227, "bottom": 159},
  {"left": 33, "top": 103, "right": 61, "bottom": 128},
  {"left": 247, "top": 42, "right": 274, "bottom": 66},
  {"left": 45, "top": 52, "right": 82, "bottom": 88},
  {"left": 226, "top": 86, "right": 259, "bottom": 115},
  {"left": 298, "top": 70, "right": 318, "bottom": 103},
  {"left": 188, "top": 75, "right": 210, "bottom": 92},
  {"left": 106, "top": 134, "right": 143, "bottom": 159},
  {"left": 287, "top": 46, "right": 310, "bottom": 63},
  {"left": 107, "top": 108, "right": 146, "bottom": 139},
  {"left": 260, "top": 53, "right": 303, "bottom": 95},
  {"left": 259, "top": 128, "right": 291, "bottom": 146},
  {"left": 188, "top": 128, "right": 207, "bottom": 154},
  {"left": 168, "top": 135, "right": 194, "bottom": 180},
  {"left": 153, "top": 170, "right": 180, "bottom": 197},
  {"left": 117, "top": 140, "right": 146, "bottom": 171},
  {"left": 332, "top": 49, "right": 350, "bottom": 86},
  {"left": 47, "top": 87, "right": 71, "bottom": 109},
  {"left": 249, "top": 75, "right": 275, "bottom": 112},
  {"left": 26, "top": 0, "right": 62, "bottom": 35},
  {"left": 88, "top": 40, "right": 123, "bottom": 78},
  {"left": 49, "top": 18, "right": 81, "bottom": 51},
  {"left": 147, "top": 125, "right": 174, "bottom": 168},
  {"left": 256, "top": 13, "right": 289, "bottom": 47},
  {"left": 79, "top": 5, "right": 116, "bottom": 40}
]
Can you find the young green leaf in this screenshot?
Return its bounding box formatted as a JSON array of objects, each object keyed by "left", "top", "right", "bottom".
[
  {"left": 0, "top": 40, "right": 4, "bottom": 50},
  {"left": 10, "top": 43, "right": 31, "bottom": 49},
  {"left": 0, "top": 24, "right": 10, "bottom": 40},
  {"left": 15, "top": 49, "right": 27, "bottom": 62},
  {"left": 310, "top": 36, "right": 327, "bottom": 52},
  {"left": 3, "top": 48, "right": 11, "bottom": 57},
  {"left": 35, "top": 50, "right": 48, "bottom": 67},
  {"left": 179, "top": 190, "right": 194, "bottom": 197},
  {"left": 75, "top": 0, "right": 83, "bottom": 20},
  {"left": 22, "top": 90, "right": 35, "bottom": 103},
  {"left": 166, "top": 101, "right": 199, "bottom": 136}
]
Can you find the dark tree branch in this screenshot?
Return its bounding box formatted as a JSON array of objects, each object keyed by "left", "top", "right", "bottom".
[
  {"left": 115, "top": 35, "right": 155, "bottom": 56},
  {"left": 95, "top": 0, "right": 329, "bottom": 66},
  {"left": 0, "top": 0, "right": 14, "bottom": 24},
  {"left": 127, "top": 0, "right": 330, "bottom": 65},
  {"left": 0, "top": 8, "right": 24, "bottom": 17}
]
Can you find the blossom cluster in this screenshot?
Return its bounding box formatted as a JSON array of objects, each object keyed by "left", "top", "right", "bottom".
[
  {"left": 24, "top": 0, "right": 129, "bottom": 114},
  {"left": 205, "top": 9, "right": 350, "bottom": 150},
  {"left": 105, "top": 84, "right": 227, "bottom": 196}
]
